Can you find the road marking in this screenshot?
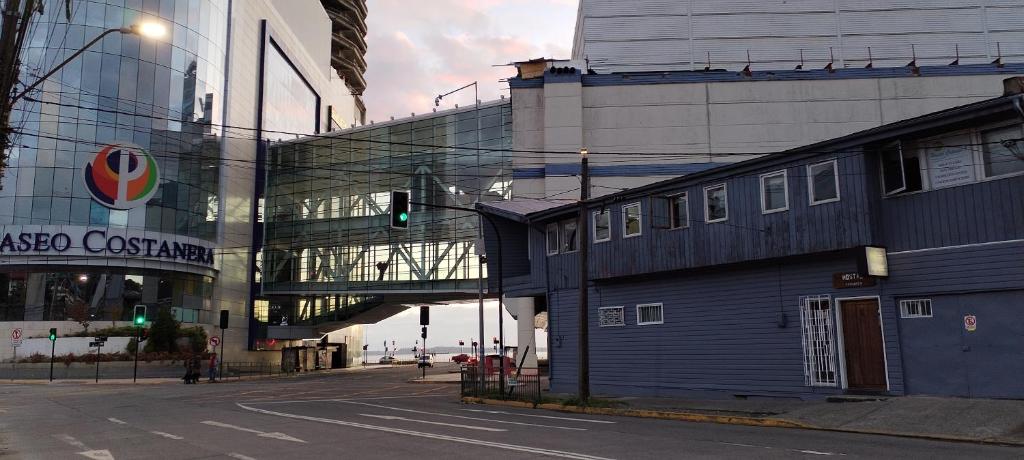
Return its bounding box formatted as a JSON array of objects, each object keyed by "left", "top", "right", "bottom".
[
  {"left": 78, "top": 450, "right": 115, "bottom": 460},
  {"left": 227, "top": 453, "right": 257, "bottom": 460},
  {"left": 718, "top": 441, "right": 844, "bottom": 456},
  {"left": 237, "top": 403, "right": 615, "bottom": 460},
  {"left": 150, "top": 431, "right": 183, "bottom": 440},
  {"left": 340, "top": 401, "right": 586, "bottom": 431},
  {"left": 244, "top": 394, "right": 448, "bottom": 405},
  {"left": 201, "top": 420, "right": 306, "bottom": 443},
  {"left": 460, "top": 408, "right": 616, "bottom": 424},
  {"left": 107, "top": 417, "right": 127, "bottom": 425},
  {"left": 359, "top": 413, "right": 507, "bottom": 432},
  {"left": 55, "top": 434, "right": 89, "bottom": 450}
]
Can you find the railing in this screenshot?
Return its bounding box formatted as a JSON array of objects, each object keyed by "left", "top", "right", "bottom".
[
  {"left": 460, "top": 366, "right": 541, "bottom": 404},
  {"left": 219, "top": 362, "right": 295, "bottom": 380}
]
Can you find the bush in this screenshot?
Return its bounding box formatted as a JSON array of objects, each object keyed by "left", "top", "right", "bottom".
[
  {"left": 69, "top": 325, "right": 138, "bottom": 338},
  {"left": 144, "top": 307, "right": 179, "bottom": 353},
  {"left": 179, "top": 327, "right": 208, "bottom": 353}
]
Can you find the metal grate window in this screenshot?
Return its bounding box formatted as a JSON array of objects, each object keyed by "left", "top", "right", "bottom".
[
  {"left": 799, "top": 295, "right": 838, "bottom": 387},
  {"left": 900, "top": 299, "right": 933, "bottom": 318},
  {"left": 636, "top": 303, "right": 663, "bottom": 325},
  {"left": 598, "top": 306, "right": 625, "bottom": 327}
]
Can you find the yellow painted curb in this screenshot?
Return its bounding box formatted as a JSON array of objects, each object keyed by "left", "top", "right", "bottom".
[{"left": 461, "top": 397, "right": 812, "bottom": 429}]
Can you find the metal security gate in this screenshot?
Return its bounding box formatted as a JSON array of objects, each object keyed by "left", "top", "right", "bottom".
[{"left": 800, "top": 295, "right": 838, "bottom": 387}]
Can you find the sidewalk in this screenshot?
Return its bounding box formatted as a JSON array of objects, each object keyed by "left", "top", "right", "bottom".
[{"left": 465, "top": 394, "right": 1024, "bottom": 446}]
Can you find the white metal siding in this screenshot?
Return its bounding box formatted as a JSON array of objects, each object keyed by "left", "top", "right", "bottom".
[{"left": 573, "top": 0, "right": 1024, "bottom": 73}]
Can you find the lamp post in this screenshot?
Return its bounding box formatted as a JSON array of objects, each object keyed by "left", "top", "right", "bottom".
[{"left": 9, "top": 22, "right": 167, "bottom": 105}]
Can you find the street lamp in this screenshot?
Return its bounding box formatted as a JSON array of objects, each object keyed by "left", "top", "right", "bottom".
[{"left": 10, "top": 21, "right": 167, "bottom": 105}]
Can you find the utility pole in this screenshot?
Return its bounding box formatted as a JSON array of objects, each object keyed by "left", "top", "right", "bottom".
[
  {"left": 0, "top": 0, "right": 38, "bottom": 171},
  {"left": 578, "top": 148, "right": 590, "bottom": 401}
]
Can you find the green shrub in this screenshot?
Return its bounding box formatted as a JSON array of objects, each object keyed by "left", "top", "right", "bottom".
[{"left": 179, "top": 326, "right": 208, "bottom": 353}]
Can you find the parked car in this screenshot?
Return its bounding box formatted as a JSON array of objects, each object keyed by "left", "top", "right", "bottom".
[
  {"left": 417, "top": 354, "right": 434, "bottom": 368},
  {"left": 451, "top": 353, "right": 470, "bottom": 364},
  {"left": 378, "top": 355, "right": 396, "bottom": 364}
]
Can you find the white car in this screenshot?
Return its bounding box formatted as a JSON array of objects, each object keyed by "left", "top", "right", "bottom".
[
  {"left": 378, "top": 355, "right": 396, "bottom": 364},
  {"left": 417, "top": 355, "right": 433, "bottom": 368}
]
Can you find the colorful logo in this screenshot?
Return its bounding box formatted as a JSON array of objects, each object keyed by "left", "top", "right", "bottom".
[{"left": 83, "top": 143, "right": 160, "bottom": 210}]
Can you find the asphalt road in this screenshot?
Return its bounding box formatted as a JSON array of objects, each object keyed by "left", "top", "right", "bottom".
[{"left": 1, "top": 364, "right": 1021, "bottom": 459}]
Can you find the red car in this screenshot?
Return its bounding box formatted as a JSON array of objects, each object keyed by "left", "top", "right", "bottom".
[{"left": 451, "top": 353, "right": 470, "bottom": 364}]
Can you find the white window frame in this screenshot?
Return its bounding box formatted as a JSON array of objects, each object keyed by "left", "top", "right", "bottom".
[
  {"left": 592, "top": 209, "right": 611, "bottom": 243},
  {"left": 899, "top": 299, "right": 933, "bottom": 318},
  {"left": 979, "top": 123, "right": 1024, "bottom": 180},
  {"left": 703, "top": 183, "right": 728, "bottom": 224},
  {"left": 807, "top": 159, "right": 841, "bottom": 205},
  {"left": 598, "top": 306, "right": 625, "bottom": 327},
  {"left": 561, "top": 219, "right": 579, "bottom": 253},
  {"left": 545, "top": 223, "right": 559, "bottom": 256},
  {"left": 759, "top": 170, "right": 789, "bottom": 214},
  {"left": 635, "top": 303, "right": 664, "bottom": 325},
  {"left": 622, "top": 202, "right": 642, "bottom": 238},
  {"left": 668, "top": 193, "right": 689, "bottom": 229},
  {"left": 799, "top": 295, "right": 839, "bottom": 387}
]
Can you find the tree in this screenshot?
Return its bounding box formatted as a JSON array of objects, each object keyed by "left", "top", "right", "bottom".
[
  {"left": 67, "top": 301, "right": 91, "bottom": 334},
  {"left": 144, "top": 307, "right": 179, "bottom": 353}
]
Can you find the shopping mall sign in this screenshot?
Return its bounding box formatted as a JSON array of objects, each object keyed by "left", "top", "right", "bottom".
[
  {"left": 83, "top": 143, "right": 160, "bottom": 210},
  {"left": 0, "top": 226, "right": 216, "bottom": 269}
]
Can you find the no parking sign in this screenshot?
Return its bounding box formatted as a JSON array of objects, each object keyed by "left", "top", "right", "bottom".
[
  {"left": 209, "top": 336, "right": 221, "bottom": 348},
  {"left": 964, "top": 315, "right": 977, "bottom": 332}
]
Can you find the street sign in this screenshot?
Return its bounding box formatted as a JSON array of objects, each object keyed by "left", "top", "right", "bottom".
[
  {"left": 964, "top": 315, "right": 977, "bottom": 332},
  {"left": 209, "top": 336, "right": 221, "bottom": 348},
  {"left": 89, "top": 341, "right": 103, "bottom": 347},
  {"left": 10, "top": 328, "right": 22, "bottom": 347}
]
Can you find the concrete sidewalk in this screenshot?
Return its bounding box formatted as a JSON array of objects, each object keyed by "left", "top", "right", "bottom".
[{"left": 466, "top": 394, "right": 1024, "bottom": 446}]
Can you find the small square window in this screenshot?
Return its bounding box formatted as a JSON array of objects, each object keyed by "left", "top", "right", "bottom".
[
  {"left": 598, "top": 306, "right": 625, "bottom": 327},
  {"left": 636, "top": 303, "right": 663, "bottom": 325},
  {"left": 760, "top": 171, "right": 788, "bottom": 213},
  {"left": 593, "top": 209, "right": 610, "bottom": 242},
  {"left": 561, "top": 219, "right": 579, "bottom": 253},
  {"left": 808, "top": 160, "right": 840, "bottom": 205},
  {"left": 623, "top": 202, "right": 642, "bottom": 237},
  {"left": 545, "top": 223, "right": 558, "bottom": 256},
  {"left": 669, "top": 193, "right": 689, "bottom": 229},
  {"left": 704, "top": 184, "right": 727, "bottom": 223},
  {"left": 981, "top": 125, "right": 1024, "bottom": 178},
  {"left": 899, "top": 299, "right": 933, "bottom": 318}
]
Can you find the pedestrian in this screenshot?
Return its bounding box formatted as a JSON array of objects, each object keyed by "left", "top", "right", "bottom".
[
  {"left": 190, "top": 355, "right": 201, "bottom": 384},
  {"left": 183, "top": 357, "right": 193, "bottom": 384},
  {"left": 208, "top": 353, "right": 218, "bottom": 382}
]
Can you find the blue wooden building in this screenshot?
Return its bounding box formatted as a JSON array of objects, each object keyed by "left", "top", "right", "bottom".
[{"left": 479, "top": 88, "right": 1024, "bottom": 399}]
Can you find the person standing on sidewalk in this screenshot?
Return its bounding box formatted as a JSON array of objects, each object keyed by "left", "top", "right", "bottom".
[{"left": 208, "top": 353, "right": 218, "bottom": 382}]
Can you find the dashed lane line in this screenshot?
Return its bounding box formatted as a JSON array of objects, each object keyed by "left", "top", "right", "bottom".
[
  {"left": 107, "top": 418, "right": 127, "bottom": 425},
  {"left": 227, "top": 454, "right": 257, "bottom": 460},
  {"left": 150, "top": 431, "right": 184, "bottom": 440},
  {"left": 237, "top": 403, "right": 615, "bottom": 460},
  {"left": 359, "top": 414, "right": 507, "bottom": 432},
  {"left": 717, "top": 441, "right": 845, "bottom": 456},
  {"left": 201, "top": 420, "right": 307, "bottom": 443},
  {"left": 339, "top": 401, "right": 587, "bottom": 431}
]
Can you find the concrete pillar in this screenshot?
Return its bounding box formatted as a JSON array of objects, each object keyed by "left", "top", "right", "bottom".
[{"left": 505, "top": 296, "right": 537, "bottom": 369}]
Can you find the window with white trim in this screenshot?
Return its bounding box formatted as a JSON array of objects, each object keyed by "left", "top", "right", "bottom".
[
  {"left": 545, "top": 223, "right": 558, "bottom": 256},
  {"left": 623, "top": 202, "right": 642, "bottom": 237},
  {"left": 561, "top": 219, "right": 579, "bottom": 253},
  {"left": 669, "top": 193, "right": 689, "bottom": 229},
  {"left": 899, "top": 299, "right": 933, "bottom": 318},
  {"left": 760, "top": 170, "right": 788, "bottom": 213},
  {"left": 636, "top": 303, "right": 663, "bottom": 325},
  {"left": 799, "top": 295, "right": 838, "bottom": 387},
  {"left": 598, "top": 306, "right": 625, "bottom": 327},
  {"left": 808, "top": 160, "right": 840, "bottom": 205},
  {"left": 981, "top": 125, "right": 1024, "bottom": 178},
  {"left": 593, "top": 209, "right": 610, "bottom": 242},
  {"left": 704, "top": 184, "right": 727, "bottom": 223}
]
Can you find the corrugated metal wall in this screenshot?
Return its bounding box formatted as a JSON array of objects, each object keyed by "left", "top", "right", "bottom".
[{"left": 574, "top": 0, "right": 1024, "bottom": 73}]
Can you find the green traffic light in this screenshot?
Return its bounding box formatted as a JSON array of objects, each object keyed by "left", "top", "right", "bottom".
[
  {"left": 399, "top": 212, "right": 408, "bottom": 222},
  {"left": 134, "top": 316, "right": 145, "bottom": 325},
  {"left": 49, "top": 333, "right": 56, "bottom": 341}
]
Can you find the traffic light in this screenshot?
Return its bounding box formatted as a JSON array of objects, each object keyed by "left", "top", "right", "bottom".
[
  {"left": 390, "top": 190, "right": 410, "bottom": 229},
  {"left": 419, "top": 306, "right": 429, "bottom": 326},
  {"left": 133, "top": 305, "right": 147, "bottom": 326},
  {"left": 219, "top": 309, "right": 229, "bottom": 329},
  {"left": 48, "top": 328, "right": 57, "bottom": 341},
  {"left": 421, "top": 326, "right": 427, "bottom": 339}
]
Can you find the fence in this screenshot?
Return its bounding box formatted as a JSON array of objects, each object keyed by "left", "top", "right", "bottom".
[
  {"left": 219, "top": 362, "right": 294, "bottom": 380},
  {"left": 460, "top": 366, "right": 541, "bottom": 404}
]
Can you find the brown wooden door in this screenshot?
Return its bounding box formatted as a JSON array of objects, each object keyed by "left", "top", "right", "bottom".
[{"left": 840, "top": 299, "right": 888, "bottom": 391}]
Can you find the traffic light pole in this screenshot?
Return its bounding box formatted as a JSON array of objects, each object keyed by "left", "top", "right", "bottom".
[
  {"left": 48, "top": 337, "right": 55, "bottom": 382},
  {"left": 133, "top": 326, "right": 140, "bottom": 383}
]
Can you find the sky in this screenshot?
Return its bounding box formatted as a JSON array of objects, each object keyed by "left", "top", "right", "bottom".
[
  {"left": 359, "top": 1, "right": 576, "bottom": 350},
  {"left": 360, "top": 0, "right": 579, "bottom": 121}
]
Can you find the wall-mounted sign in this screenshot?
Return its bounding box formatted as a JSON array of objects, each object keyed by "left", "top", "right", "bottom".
[
  {"left": 927, "top": 146, "right": 976, "bottom": 189},
  {"left": 83, "top": 142, "right": 160, "bottom": 210},
  {"left": 964, "top": 314, "right": 977, "bottom": 332},
  {"left": 832, "top": 272, "right": 877, "bottom": 289}
]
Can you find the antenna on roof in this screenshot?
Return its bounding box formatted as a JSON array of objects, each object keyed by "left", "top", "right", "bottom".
[
  {"left": 703, "top": 51, "right": 711, "bottom": 71},
  {"left": 993, "top": 42, "right": 1004, "bottom": 67},
  {"left": 865, "top": 47, "right": 874, "bottom": 69},
  {"left": 824, "top": 47, "right": 835, "bottom": 73},
  {"left": 741, "top": 50, "right": 752, "bottom": 76},
  {"left": 908, "top": 45, "right": 920, "bottom": 75},
  {"left": 950, "top": 44, "right": 960, "bottom": 66},
  {"left": 795, "top": 49, "right": 804, "bottom": 70}
]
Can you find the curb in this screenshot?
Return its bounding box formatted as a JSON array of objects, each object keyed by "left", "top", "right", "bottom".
[{"left": 461, "top": 397, "right": 1024, "bottom": 447}]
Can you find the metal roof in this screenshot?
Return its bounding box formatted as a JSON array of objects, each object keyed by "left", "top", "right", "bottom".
[{"left": 475, "top": 198, "right": 576, "bottom": 222}]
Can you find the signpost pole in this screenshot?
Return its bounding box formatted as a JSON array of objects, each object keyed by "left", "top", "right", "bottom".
[
  {"left": 133, "top": 326, "right": 140, "bottom": 383},
  {"left": 49, "top": 337, "right": 55, "bottom": 382},
  {"left": 94, "top": 343, "right": 101, "bottom": 383},
  {"left": 11, "top": 345, "right": 16, "bottom": 382}
]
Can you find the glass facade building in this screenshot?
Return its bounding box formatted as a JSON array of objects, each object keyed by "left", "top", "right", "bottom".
[
  {"left": 260, "top": 101, "right": 512, "bottom": 329},
  {"left": 0, "top": 0, "right": 227, "bottom": 322}
]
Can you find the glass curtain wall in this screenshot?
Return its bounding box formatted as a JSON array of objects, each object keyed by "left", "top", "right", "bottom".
[{"left": 262, "top": 101, "right": 512, "bottom": 327}]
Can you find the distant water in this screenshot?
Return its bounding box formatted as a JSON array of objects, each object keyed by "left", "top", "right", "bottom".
[{"left": 364, "top": 350, "right": 547, "bottom": 364}]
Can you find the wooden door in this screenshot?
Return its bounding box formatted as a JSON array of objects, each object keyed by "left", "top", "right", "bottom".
[{"left": 840, "top": 299, "right": 887, "bottom": 391}]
